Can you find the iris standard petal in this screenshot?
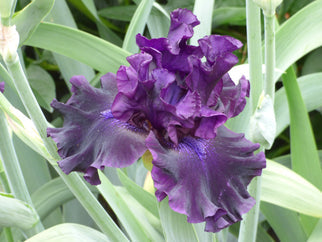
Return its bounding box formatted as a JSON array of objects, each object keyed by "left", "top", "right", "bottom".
[
  {"left": 146, "top": 126, "right": 266, "bottom": 232},
  {"left": 47, "top": 76, "right": 147, "bottom": 185},
  {"left": 218, "top": 74, "right": 250, "bottom": 118},
  {"left": 198, "top": 35, "right": 243, "bottom": 64},
  {"left": 167, "top": 8, "right": 200, "bottom": 54}
]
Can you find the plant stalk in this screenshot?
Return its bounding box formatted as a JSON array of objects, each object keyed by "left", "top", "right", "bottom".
[
  {"left": 3, "top": 227, "right": 14, "bottom": 242},
  {"left": 238, "top": 1, "right": 264, "bottom": 241},
  {"left": 238, "top": 171, "right": 262, "bottom": 242},
  {"left": 0, "top": 110, "right": 44, "bottom": 235},
  {"left": 246, "top": 2, "right": 263, "bottom": 112},
  {"left": 264, "top": 13, "right": 275, "bottom": 99}
]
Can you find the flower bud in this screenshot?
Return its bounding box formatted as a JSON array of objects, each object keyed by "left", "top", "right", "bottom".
[
  {"left": 253, "top": 0, "right": 283, "bottom": 16},
  {"left": 0, "top": 24, "right": 19, "bottom": 63},
  {"left": 248, "top": 93, "right": 276, "bottom": 149},
  {"left": 0, "top": 193, "right": 39, "bottom": 230}
]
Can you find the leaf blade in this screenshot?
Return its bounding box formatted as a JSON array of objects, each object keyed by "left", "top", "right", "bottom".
[
  {"left": 261, "top": 159, "right": 322, "bottom": 217},
  {"left": 25, "top": 23, "right": 130, "bottom": 73}
]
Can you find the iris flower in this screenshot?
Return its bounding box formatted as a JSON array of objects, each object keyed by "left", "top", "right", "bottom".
[
  {"left": 47, "top": 8, "right": 266, "bottom": 232},
  {"left": 0, "top": 82, "right": 4, "bottom": 93}
]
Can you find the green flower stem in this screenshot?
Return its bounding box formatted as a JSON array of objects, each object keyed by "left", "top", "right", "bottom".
[
  {"left": 246, "top": 0, "right": 264, "bottom": 112},
  {"left": 238, "top": 166, "right": 262, "bottom": 242},
  {"left": 264, "top": 13, "right": 275, "bottom": 99},
  {"left": 0, "top": 162, "right": 11, "bottom": 193},
  {"left": 3, "top": 227, "right": 14, "bottom": 242},
  {"left": 238, "top": 1, "right": 264, "bottom": 241},
  {"left": 4, "top": 59, "right": 58, "bottom": 158},
  {"left": 4, "top": 55, "right": 128, "bottom": 242},
  {"left": 54, "top": 168, "right": 128, "bottom": 242},
  {"left": 0, "top": 161, "right": 14, "bottom": 242},
  {"left": 0, "top": 110, "right": 44, "bottom": 235}
]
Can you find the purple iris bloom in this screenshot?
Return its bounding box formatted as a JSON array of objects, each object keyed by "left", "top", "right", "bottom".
[
  {"left": 0, "top": 82, "right": 4, "bottom": 93},
  {"left": 47, "top": 8, "right": 265, "bottom": 232}
]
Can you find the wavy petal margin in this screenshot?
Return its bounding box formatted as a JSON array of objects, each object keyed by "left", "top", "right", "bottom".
[
  {"left": 146, "top": 126, "right": 266, "bottom": 232},
  {"left": 47, "top": 76, "right": 147, "bottom": 184}
]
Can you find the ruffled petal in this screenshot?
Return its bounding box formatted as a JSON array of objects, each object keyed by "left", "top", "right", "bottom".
[
  {"left": 218, "top": 74, "right": 250, "bottom": 118},
  {"left": 186, "top": 35, "right": 243, "bottom": 105},
  {"left": 198, "top": 35, "right": 243, "bottom": 65},
  {"left": 194, "top": 107, "right": 227, "bottom": 139},
  {"left": 168, "top": 8, "right": 200, "bottom": 54},
  {"left": 146, "top": 126, "right": 266, "bottom": 232},
  {"left": 47, "top": 76, "right": 147, "bottom": 185}
]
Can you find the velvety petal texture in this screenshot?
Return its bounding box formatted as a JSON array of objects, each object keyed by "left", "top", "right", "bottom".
[
  {"left": 146, "top": 126, "right": 265, "bottom": 232},
  {"left": 47, "top": 75, "right": 147, "bottom": 185},
  {"left": 48, "top": 7, "right": 266, "bottom": 233}
]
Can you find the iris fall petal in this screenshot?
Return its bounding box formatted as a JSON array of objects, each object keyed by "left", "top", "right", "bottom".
[
  {"left": 146, "top": 126, "right": 266, "bottom": 232},
  {"left": 47, "top": 76, "right": 147, "bottom": 185}
]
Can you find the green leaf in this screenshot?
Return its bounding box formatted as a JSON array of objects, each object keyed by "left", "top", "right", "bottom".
[
  {"left": 191, "top": 0, "right": 215, "bottom": 45},
  {"left": 98, "top": 170, "right": 150, "bottom": 242},
  {"left": 117, "top": 169, "right": 159, "bottom": 218},
  {"left": 212, "top": 7, "right": 246, "bottom": 27},
  {"left": 308, "top": 219, "right": 322, "bottom": 242},
  {"left": 99, "top": 5, "right": 137, "bottom": 21},
  {"left": 25, "top": 22, "right": 129, "bottom": 73},
  {"left": 165, "top": 0, "right": 194, "bottom": 10},
  {"left": 12, "top": 135, "right": 51, "bottom": 193},
  {"left": 15, "top": 136, "right": 62, "bottom": 228},
  {"left": 281, "top": 67, "right": 322, "bottom": 189},
  {"left": 25, "top": 223, "right": 110, "bottom": 242},
  {"left": 158, "top": 198, "right": 199, "bottom": 242},
  {"left": 192, "top": 223, "right": 215, "bottom": 242},
  {"left": 282, "top": 66, "right": 322, "bottom": 234},
  {"left": 274, "top": 150, "right": 322, "bottom": 169},
  {"left": 67, "top": 0, "right": 96, "bottom": 21},
  {"left": 79, "top": 0, "right": 99, "bottom": 20},
  {"left": 261, "top": 202, "right": 307, "bottom": 242},
  {"left": 215, "top": 0, "right": 245, "bottom": 8},
  {"left": 261, "top": 159, "right": 322, "bottom": 217},
  {"left": 31, "top": 177, "right": 96, "bottom": 220},
  {"left": 302, "top": 47, "right": 322, "bottom": 75},
  {"left": 12, "top": 0, "right": 55, "bottom": 45},
  {"left": 256, "top": 225, "right": 274, "bottom": 242},
  {"left": 146, "top": 3, "right": 170, "bottom": 38},
  {"left": 0, "top": 193, "right": 39, "bottom": 230},
  {"left": 275, "top": 73, "right": 322, "bottom": 136},
  {"left": 26, "top": 65, "right": 55, "bottom": 112},
  {"left": 123, "top": 0, "right": 154, "bottom": 53},
  {"left": 96, "top": 21, "right": 123, "bottom": 46},
  {"left": 45, "top": 0, "right": 95, "bottom": 89},
  {"left": 68, "top": 0, "right": 122, "bottom": 45},
  {"left": 274, "top": 0, "right": 322, "bottom": 82},
  {"left": 63, "top": 199, "right": 96, "bottom": 229},
  {"left": 116, "top": 187, "right": 164, "bottom": 241}
]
